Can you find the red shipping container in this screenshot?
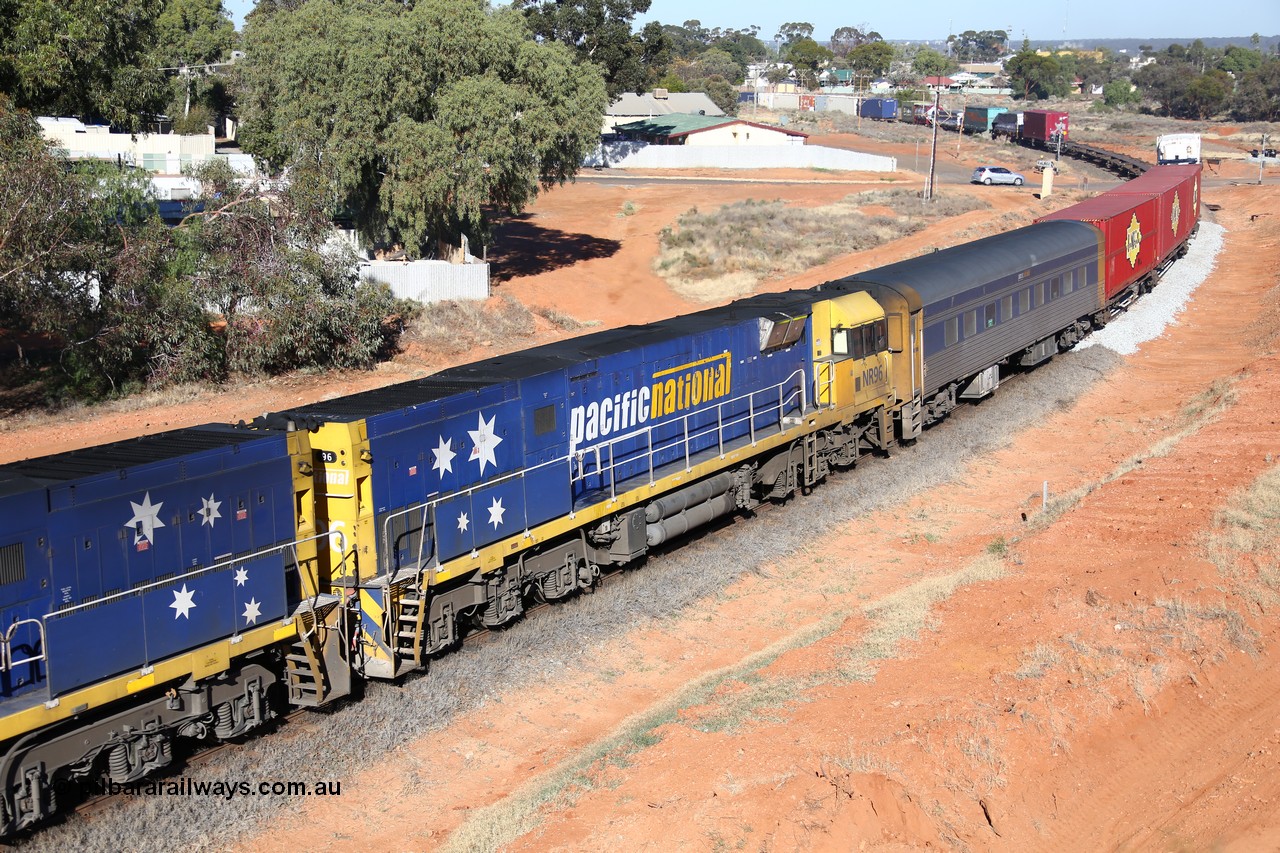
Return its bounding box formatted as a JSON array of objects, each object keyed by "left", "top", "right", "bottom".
[
  {"left": 1022, "top": 109, "right": 1069, "bottom": 144},
  {"left": 1037, "top": 193, "right": 1162, "bottom": 302},
  {"left": 1108, "top": 165, "right": 1201, "bottom": 264}
]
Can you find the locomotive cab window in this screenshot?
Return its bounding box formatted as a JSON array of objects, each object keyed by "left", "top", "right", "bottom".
[{"left": 832, "top": 328, "right": 850, "bottom": 356}]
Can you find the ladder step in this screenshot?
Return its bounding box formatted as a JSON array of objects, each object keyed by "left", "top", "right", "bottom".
[{"left": 285, "top": 654, "right": 311, "bottom": 664}]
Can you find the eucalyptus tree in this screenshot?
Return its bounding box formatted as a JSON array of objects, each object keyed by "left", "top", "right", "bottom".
[{"left": 238, "top": 0, "right": 608, "bottom": 257}]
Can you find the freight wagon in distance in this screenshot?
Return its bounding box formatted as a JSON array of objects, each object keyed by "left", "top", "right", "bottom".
[
  {"left": 859, "top": 98, "right": 898, "bottom": 120},
  {"left": 962, "top": 105, "right": 1008, "bottom": 135}
]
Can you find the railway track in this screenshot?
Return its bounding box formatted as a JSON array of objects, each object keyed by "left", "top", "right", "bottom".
[{"left": 1056, "top": 140, "right": 1152, "bottom": 178}]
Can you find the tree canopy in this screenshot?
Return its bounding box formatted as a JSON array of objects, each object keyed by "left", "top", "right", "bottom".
[
  {"left": 238, "top": 0, "right": 607, "bottom": 256},
  {"left": 517, "top": 0, "right": 667, "bottom": 98},
  {"left": 0, "top": 0, "right": 169, "bottom": 130}
]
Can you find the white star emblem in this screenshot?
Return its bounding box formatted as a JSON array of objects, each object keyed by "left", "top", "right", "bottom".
[
  {"left": 242, "top": 597, "right": 262, "bottom": 625},
  {"left": 457, "top": 512, "right": 469, "bottom": 532},
  {"left": 468, "top": 412, "right": 503, "bottom": 475},
  {"left": 125, "top": 492, "right": 166, "bottom": 545},
  {"left": 487, "top": 497, "right": 506, "bottom": 529},
  {"left": 432, "top": 435, "right": 456, "bottom": 477},
  {"left": 170, "top": 584, "right": 196, "bottom": 619},
  {"left": 233, "top": 567, "right": 248, "bottom": 587},
  {"left": 199, "top": 493, "right": 222, "bottom": 527}
]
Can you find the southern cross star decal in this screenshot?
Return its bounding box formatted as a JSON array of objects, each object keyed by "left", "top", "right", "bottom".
[
  {"left": 432, "top": 435, "right": 456, "bottom": 477},
  {"left": 488, "top": 496, "right": 506, "bottom": 529},
  {"left": 233, "top": 567, "right": 248, "bottom": 587},
  {"left": 125, "top": 492, "right": 166, "bottom": 545},
  {"left": 468, "top": 412, "right": 503, "bottom": 475},
  {"left": 170, "top": 584, "right": 196, "bottom": 619},
  {"left": 242, "top": 598, "right": 262, "bottom": 625},
  {"left": 199, "top": 493, "right": 222, "bottom": 527},
  {"left": 457, "top": 511, "right": 469, "bottom": 533}
]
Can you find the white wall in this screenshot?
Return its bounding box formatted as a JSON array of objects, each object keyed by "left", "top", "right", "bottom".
[
  {"left": 585, "top": 142, "right": 896, "bottom": 172},
  {"left": 359, "top": 260, "right": 490, "bottom": 304},
  {"left": 683, "top": 124, "right": 805, "bottom": 147},
  {"left": 38, "top": 117, "right": 217, "bottom": 174}
]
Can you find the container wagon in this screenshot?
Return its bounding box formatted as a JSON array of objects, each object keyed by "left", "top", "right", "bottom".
[
  {"left": 1107, "top": 165, "right": 1201, "bottom": 273},
  {"left": 1036, "top": 192, "right": 1163, "bottom": 307},
  {"left": 860, "top": 98, "right": 898, "bottom": 120},
  {"left": 991, "top": 111, "right": 1023, "bottom": 140},
  {"left": 963, "top": 106, "right": 1008, "bottom": 135},
  {"left": 1022, "top": 109, "right": 1069, "bottom": 148}
]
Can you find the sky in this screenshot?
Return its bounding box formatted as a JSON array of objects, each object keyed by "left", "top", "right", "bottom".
[{"left": 223, "top": 0, "right": 1278, "bottom": 43}]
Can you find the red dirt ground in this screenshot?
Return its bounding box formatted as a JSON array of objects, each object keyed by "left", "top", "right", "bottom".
[{"left": 6, "top": 133, "right": 1280, "bottom": 852}]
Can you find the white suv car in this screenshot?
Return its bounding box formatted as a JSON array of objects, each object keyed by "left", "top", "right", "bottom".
[{"left": 971, "top": 166, "right": 1025, "bottom": 186}]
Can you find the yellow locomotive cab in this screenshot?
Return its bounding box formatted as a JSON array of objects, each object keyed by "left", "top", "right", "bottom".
[{"left": 811, "top": 291, "right": 894, "bottom": 413}]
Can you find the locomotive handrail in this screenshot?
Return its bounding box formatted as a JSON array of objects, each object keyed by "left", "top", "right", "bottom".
[
  {"left": 376, "top": 369, "right": 808, "bottom": 576},
  {"left": 572, "top": 368, "right": 809, "bottom": 499},
  {"left": 1, "top": 618, "right": 46, "bottom": 672},
  {"left": 43, "top": 530, "right": 342, "bottom": 621}
]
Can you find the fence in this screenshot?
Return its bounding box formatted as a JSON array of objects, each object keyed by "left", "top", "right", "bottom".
[
  {"left": 584, "top": 142, "right": 896, "bottom": 172},
  {"left": 359, "top": 260, "right": 490, "bottom": 304}
]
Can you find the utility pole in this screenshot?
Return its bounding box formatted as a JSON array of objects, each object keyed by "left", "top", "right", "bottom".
[
  {"left": 1260, "top": 133, "right": 1269, "bottom": 185},
  {"left": 925, "top": 89, "right": 941, "bottom": 202}
]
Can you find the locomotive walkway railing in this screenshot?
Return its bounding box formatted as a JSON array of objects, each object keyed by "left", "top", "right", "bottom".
[
  {"left": 570, "top": 368, "right": 809, "bottom": 501},
  {"left": 0, "top": 619, "right": 46, "bottom": 673},
  {"left": 376, "top": 368, "right": 810, "bottom": 579}
]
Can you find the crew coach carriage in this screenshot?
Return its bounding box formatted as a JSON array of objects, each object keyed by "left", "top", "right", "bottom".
[{"left": 829, "top": 221, "right": 1105, "bottom": 425}]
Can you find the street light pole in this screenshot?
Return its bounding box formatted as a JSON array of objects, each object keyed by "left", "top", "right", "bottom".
[{"left": 926, "top": 90, "right": 941, "bottom": 202}]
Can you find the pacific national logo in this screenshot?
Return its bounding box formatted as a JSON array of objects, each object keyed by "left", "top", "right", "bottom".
[
  {"left": 569, "top": 352, "right": 733, "bottom": 450},
  {"left": 650, "top": 352, "right": 732, "bottom": 419},
  {"left": 1171, "top": 192, "right": 1181, "bottom": 235},
  {"left": 1125, "top": 213, "right": 1143, "bottom": 268}
]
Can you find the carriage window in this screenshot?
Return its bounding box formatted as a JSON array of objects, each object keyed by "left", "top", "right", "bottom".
[
  {"left": 534, "top": 404, "right": 557, "bottom": 436},
  {"left": 964, "top": 310, "right": 977, "bottom": 337},
  {"left": 1033, "top": 283, "right": 1044, "bottom": 308},
  {"left": 984, "top": 302, "right": 997, "bottom": 329},
  {"left": 1002, "top": 295, "right": 1013, "bottom": 321},
  {"left": 1050, "top": 277, "right": 1061, "bottom": 300},
  {"left": 945, "top": 317, "right": 959, "bottom": 346},
  {"left": 832, "top": 328, "right": 850, "bottom": 356},
  {"left": 1020, "top": 289, "right": 1031, "bottom": 313}
]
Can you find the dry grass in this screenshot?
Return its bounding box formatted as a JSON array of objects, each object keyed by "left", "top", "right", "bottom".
[
  {"left": 653, "top": 191, "right": 988, "bottom": 302},
  {"left": 402, "top": 294, "right": 536, "bottom": 355},
  {"left": 841, "top": 553, "right": 1007, "bottom": 682},
  {"left": 440, "top": 613, "right": 846, "bottom": 853},
  {"left": 1202, "top": 462, "right": 1280, "bottom": 614},
  {"left": 1030, "top": 377, "right": 1238, "bottom": 531}
]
